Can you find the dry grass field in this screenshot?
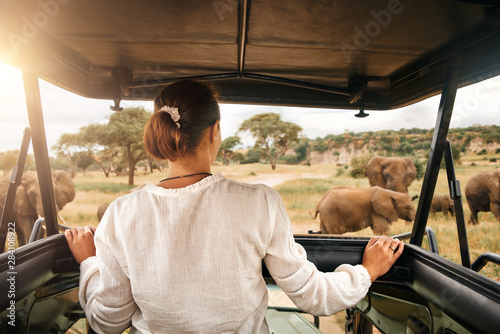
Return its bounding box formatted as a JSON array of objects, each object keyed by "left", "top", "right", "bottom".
[
  {"left": 59, "top": 155, "right": 498, "bottom": 334},
  {"left": 60, "top": 156, "right": 499, "bottom": 280}
]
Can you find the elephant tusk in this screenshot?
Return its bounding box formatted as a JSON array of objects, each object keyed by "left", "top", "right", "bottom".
[{"left": 58, "top": 213, "right": 68, "bottom": 225}]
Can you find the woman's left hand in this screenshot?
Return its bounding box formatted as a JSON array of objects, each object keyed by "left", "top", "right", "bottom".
[{"left": 64, "top": 226, "right": 97, "bottom": 264}]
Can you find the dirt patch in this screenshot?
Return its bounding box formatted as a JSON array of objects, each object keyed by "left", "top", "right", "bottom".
[{"left": 238, "top": 172, "right": 329, "bottom": 188}]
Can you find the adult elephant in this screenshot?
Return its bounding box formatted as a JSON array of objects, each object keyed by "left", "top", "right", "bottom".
[
  {"left": 365, "top": 156, "right": 417, "bottom": 194},
  {"left": 430, "top": 195, "right": 455, "bottom": 217},
  {"left": 313, "top": 186, "right": 416, "bottom": 235},
  {"left": 465, "top": 169, "right": 500, "bottom": 225},
  {"left": 0, "top": 170, "right": 75, "bottom": 246}
]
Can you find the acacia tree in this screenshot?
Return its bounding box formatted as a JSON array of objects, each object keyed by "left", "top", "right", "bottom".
[
  {"left": 219, "top": 136, "right": 241, "bottom": 165},
  {"left": 52, "top": 133, "right": 82, "bottom": 178},
  {"left": 79, "top": 123, "right": 119, "bottom": 177},
  {"left": 106, "top": 107, "right": 151, "bottom": 185},
  {"left": 239, "top": 113, "right": 302, "bottom": 170}
]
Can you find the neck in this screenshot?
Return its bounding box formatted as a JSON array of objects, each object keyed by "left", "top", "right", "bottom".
[{"left": 158, "top": 151, "right": 213, "bottom": 189}]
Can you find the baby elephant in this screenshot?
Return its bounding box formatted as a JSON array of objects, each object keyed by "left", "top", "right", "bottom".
[
  {"left": 313, "top": 186, "right": 416, "bottom": 235},
  {"left": 430, "top": 195, "right": 455, "bottom": 217}
]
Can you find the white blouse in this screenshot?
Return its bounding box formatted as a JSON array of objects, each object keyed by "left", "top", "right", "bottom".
[{"left": 79, "top": 173, "right": 371, "bottom": 333}]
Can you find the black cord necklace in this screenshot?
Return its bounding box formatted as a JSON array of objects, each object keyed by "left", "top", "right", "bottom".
[{"left": 159, "top": 172, "right": 212, "bottom": 183}]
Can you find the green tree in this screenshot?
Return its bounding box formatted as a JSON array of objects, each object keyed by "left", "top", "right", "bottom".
[
  {"left": 239, "top": 113, "right": 302, "bottom": 170},
  {"left": 0, "top": 150, "right": 20, "bottom": 174},
  {"left": 52, "top": 133, "right": 82, "bottom": 178},
  {"left": 76, "top": 151, "right": 95, "bottom": 175},
  {"left": 79, "top": 123, "right": 119, "bottom": 177},
  {"left": 106, "top": 107, "right": 151, "bottom": 185},
  {"left": 219, "top": 136, "right": 242, "bottom": 165}
]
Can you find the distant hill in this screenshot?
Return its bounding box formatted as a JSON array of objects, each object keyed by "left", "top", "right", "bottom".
[{"left": 306, "top": 125, "right": 500, "bottom": 165}]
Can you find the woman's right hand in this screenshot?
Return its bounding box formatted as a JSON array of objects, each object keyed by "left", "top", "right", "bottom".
[
  {"left": 361, "top": 236, "right": 404, "bottom": 282},
  {"left": 65, "top": 226, "right": 97, "bottom": 264}
]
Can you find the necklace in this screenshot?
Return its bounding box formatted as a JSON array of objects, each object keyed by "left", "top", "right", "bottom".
[{"left": 159, "top": 172, "right": 212, "bottom": 183}]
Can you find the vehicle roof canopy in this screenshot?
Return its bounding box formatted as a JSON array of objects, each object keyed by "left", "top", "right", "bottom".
[{"left": 1, "top": 0, "right": 499, "bottom": 110}]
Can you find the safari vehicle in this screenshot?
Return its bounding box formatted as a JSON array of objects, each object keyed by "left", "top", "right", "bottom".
[{"left": 0, "top": 0, "right": 499, "bottom": 333}]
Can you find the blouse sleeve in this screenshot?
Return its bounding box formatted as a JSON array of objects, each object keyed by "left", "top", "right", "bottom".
[
  {"left": 263, "top": 191, "right": 372, "bottom": 316},
  {"left": 79, "top": 224, "right": 138, "bottom": 334}
]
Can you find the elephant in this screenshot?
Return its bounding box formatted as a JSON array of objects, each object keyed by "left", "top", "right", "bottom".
[
  {"left": 0, "top": 170, "right": 75, "bottom": 246},
  {"left": 97, "top": 203, "right": 110, "bottom": 222},
  {"left": 313, "top": 186, "right": 416, "bottom": 235},
  {"left": 465, "top": 169, "right": 500, "bottom": 225},
  {"left": 430, "top": 195, "right": 455, "bottom": 217},
  {"left": 365, "top": 156, "right": 417, "bottom": 194}
]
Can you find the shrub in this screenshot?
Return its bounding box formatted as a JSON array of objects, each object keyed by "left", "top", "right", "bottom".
[
  {"left": 280, "top": 155, "right": 299, "bottom": 165},
  {"left": 350, "top": 154, "right": 373, "bottom": 179},
  {"left": 477, "top": 149, "right": 487, "bottom": 155},
  {"left": 496, "top": 148, "right": 500, "bottom": 154},
  {"left": 490, "top": 158, "right": 497, "bottom": 162},
  {"left": 413, "top": 158, "right": 425, "bottom": 180},
  {"left": 240, "top": 149, "right": 261, "bottom": 164}
]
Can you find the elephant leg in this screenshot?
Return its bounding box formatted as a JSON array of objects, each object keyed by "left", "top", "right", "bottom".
[
  {"left": 443, "top": 208, "right": 449, "bottom": 217},
  {"left": 468, "top": 210, "right": 479, "bottom": 225},
  {"left": 490, "top": 202, "right": 500, "bottom": 222},
  {"left": 319, "top": 220, "right": 329, "bottom": 234},
  {"left": 15, "top": 223, "right": 30, "bottom": 246},
  {"left": 466, "top": 197, "right": 479, "bottom": 225},
  {"left": 371, "top": 216, "right": 390, "bottom": 235}
]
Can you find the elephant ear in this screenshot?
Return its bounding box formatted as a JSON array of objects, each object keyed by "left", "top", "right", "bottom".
[
  {"left": 366, "top": 157, "right": 386, "bottom": 188},
  {"left": 488, "top": 169, "right": 500, "bottom": 202},
  {"left": 372, "top": 189, "right": 399, "bottom": 222},
  {"left": 404, "top": 157, "right": 417, "bottom": 185},
  {"left": 52, "top": 171, "right": 76, "bottom": 210}
]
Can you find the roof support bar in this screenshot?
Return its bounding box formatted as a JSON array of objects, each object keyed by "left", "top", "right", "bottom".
[
  {"left": 237, "top": 0, "right": 249, "bottom": 77},
  {"left": 22, "top": 70, "right": 58, "bottom": 236},
  {"left": 444, "top": 140, "right": 471, "bottom": 268},
  {"left": 244, "top": 73, "right": 351, "bottom": 96},
  {"left": 129, "top": 73, "right": 238, "bottom": 89},
  {"left": 410, "top": 54, "right": 463, "bottom": 246}
]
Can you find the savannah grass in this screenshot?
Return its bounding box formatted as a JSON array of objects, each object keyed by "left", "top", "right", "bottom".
[
  {"left": 60, "top": 158, "right": 499, "bottom": 282},
  {"left": 60, "top": 159, "right": 498, "bottom": 334}
]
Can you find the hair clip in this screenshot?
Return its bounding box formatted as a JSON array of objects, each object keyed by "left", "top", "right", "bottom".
[{"left": 159, "top": 106, "right": 181, "bottom": 129}]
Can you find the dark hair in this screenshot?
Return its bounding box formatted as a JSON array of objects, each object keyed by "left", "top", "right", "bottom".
[{"left": 144, "top": 80, "right": 220, "bottom": 161}]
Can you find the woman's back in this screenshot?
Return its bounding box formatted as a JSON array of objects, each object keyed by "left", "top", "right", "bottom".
[{"left": 99, "top": 174, "right": 276, "bottom": 332}]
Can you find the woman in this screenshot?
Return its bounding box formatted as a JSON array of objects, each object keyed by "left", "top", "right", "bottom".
[{"left": 65, "top": 80, "right": 404, "bottom": 333}]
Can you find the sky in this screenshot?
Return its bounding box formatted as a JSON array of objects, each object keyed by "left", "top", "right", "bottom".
[{"left": 0, "top": 62, "right": 499, "bottom": 155}]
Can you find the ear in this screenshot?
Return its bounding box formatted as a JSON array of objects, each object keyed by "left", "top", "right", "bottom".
[
  {"left": 366, "top": 157, "right": 386, "bottom": 187},
  {"left": 208, "top": 120, "right": 220, "bottom": 144},
  {"left": 488, "top": 169, "right": 500, "bottom": 202},
  {"left": 52, "top": 171, "right": 76, "bottom": 211},
  {"left": 372, "top": 189, "right": 399, "bottom": 221},
  {"left": 404, "top": 157, "right": 417, "bottom": 185}
]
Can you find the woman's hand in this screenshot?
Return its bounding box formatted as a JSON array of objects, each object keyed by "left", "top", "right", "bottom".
[
  {"left": 64, "top": 226, "right": 97, "bottom": 264},
  {"left": 361, "top": 236, "right": 404, "bottom": 282}
]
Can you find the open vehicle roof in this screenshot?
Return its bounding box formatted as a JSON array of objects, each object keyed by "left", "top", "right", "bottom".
[{"left": 1, "top": 0, "right": 500, "bottom": 110}]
